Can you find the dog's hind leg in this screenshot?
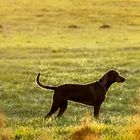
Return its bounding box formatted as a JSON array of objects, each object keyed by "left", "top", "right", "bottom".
[
  {"left": 44, "top": 92, "right": 62, "bottom": 119},
  {"left": 57, "top": 101, "right": 68, "bottom": 117},
  {"left": 44, "top": 103, "right": 59, "bottom": 119}
]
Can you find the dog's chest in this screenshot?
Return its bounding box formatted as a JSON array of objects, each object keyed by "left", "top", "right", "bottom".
[{"left": 90, "top": 85, "right": 106, "bottom": 104}]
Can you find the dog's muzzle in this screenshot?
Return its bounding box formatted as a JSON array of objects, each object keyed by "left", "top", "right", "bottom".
[{"left": 117, "top": 76, "right": 126, "bottom": 83}]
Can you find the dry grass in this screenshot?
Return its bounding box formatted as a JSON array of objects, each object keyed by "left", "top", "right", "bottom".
[
  {"left": 0, "top": 128, "right": 14, "bottom": 140},
  {"left": 0, "top": 113, "right": 6, "bottom": 128},
  {"left": 0, "top": 113, "right": 14, "bottom": 140},
  {"left": 37, "top": 129, "right": 54, "bottom": 140},
  {"left": 38, "top": 133, "right": 53, "bottom": 140},
  {"left": 131, "top": 115, "right": 140, "bottom": 140},
  {"left": 71, "top": 126, "right": 101, "bottom": 140},
  {"left": 70, "top": 114, "right": 101, "bottom": 140},
  {"left": 132, "top": 125, "right": 140, "bottom": 140},
  {"left": 124, "top": 115, "right": 140, "bottom": 140},
  {"left": 132, "top": 89, "right": 140, "bottom": 140}
]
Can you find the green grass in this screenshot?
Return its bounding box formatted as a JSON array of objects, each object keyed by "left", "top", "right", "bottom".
[{"left": 0, "top": 0, "right": 140, "bottom": 139}]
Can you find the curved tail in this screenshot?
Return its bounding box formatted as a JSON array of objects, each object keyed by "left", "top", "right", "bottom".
[{"left": 36, "top": 73, "right": 57, "bottom": 90}]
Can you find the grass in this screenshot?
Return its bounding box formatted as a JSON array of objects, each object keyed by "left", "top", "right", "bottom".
[
  {"left": 0, "top": 0, "right": 140, "bottom": 139},
  {"left": 0, "top": 113, "right": 14, "bottom": 140}
]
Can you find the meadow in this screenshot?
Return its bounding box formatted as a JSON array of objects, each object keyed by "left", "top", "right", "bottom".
[{"left": 0, "top": 0, "right": 140, "bottom": 139}]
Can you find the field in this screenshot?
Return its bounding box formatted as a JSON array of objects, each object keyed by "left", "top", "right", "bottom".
[{"left": 0, "top": 0, "right": 140, "bottom": 139}]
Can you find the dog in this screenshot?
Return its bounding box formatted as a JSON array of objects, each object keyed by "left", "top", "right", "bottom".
[{"left": 36, "top": 70, "right": 125, "bottom": 119}]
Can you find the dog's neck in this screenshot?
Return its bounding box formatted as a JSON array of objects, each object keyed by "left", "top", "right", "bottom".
[{"left": 99, "top": 77, "right": 114, "bottom": 92}]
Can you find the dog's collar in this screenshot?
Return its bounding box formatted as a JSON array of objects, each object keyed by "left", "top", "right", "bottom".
[{"left": 98, "top": 81, "right": 107, "bottom": 91}]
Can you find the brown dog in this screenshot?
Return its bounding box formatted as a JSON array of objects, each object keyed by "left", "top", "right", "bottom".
[{"left": 36, "top": 70, "right": 125, "bottom": 119}]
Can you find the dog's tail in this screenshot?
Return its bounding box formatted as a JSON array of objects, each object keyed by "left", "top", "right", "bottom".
[{"left": 36, "top": 73, "right": 57, "bottom": 90}]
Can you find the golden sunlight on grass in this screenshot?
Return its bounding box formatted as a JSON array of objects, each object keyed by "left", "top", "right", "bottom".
[
  {"left": 70, "top": 113, "right": 101, "bottom": 140},
  {"left": 38, "top": 132, "right": 53, "bottom": 140},
  {"left": 132, "top": 124, "right": 140, "bottom": 140},
  {"left": 131, "top": 114, "right": 140, "bottom": 140},
  {"left": 0, "top": 112, "right": 14, "bottom": 140},
  {"left": 71, "top": 126, "right": 101, "bottom": 140},
  {"left": 131, "top": 88, "right": 140, "bottom": 140},
  {"left": 0, "top": 113, "right": 6, "bottom": 128},
  {"left": 125, "top": 115, "right": 140, "bottom": 140}
]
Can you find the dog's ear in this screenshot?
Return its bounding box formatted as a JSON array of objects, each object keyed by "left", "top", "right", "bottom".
[{"left": 108, "top": 70, "right": 118, "bottom": 83}]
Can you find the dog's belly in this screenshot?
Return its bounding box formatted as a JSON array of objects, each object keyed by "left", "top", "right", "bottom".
[
  {"left": 67, "top": 93, "right": 94, "bottom": 106},
  {"left": 69, "top": 98, "right": 93, "bottom": 106}
]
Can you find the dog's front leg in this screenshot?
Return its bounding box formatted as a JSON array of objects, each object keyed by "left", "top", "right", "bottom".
[{"left": 94, "top": 105, "right": 101, "bottom": 119}]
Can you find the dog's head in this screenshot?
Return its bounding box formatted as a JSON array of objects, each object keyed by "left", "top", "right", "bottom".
[{"left": 107, "top": 70, "right": 126, "bottom": 83}]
